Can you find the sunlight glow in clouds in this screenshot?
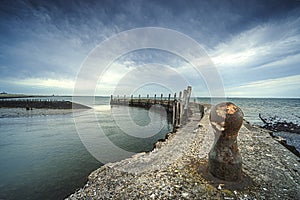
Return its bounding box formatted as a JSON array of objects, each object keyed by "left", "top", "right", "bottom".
[
  {"left": 0, "top": 0, "right": 299, "bottom": 97},
  {"left": 226, "top": 75, "right": 300, "bottom": 98},
  {"left": 1, "top": 78, "right": 75, "bottom": 89},
  {"left": 210, "top": 17, "right": 300, "bottom": 70}
]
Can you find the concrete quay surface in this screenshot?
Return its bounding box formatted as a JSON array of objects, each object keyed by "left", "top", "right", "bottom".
[{"left": 67, "top": 103, "right": 300, "bottom": 200}]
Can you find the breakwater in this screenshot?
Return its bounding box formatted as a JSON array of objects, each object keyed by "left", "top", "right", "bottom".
[
  {"left": 0, "top": 99, "right": 90, "bottom": 109},
  {"left": 110, "top": 86, "right": 205, "bottom": 130},
  {"left": 67, "top": 102, "right": 300, "bottom": 199}
]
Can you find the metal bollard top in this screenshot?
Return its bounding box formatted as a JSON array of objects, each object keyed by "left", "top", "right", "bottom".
[{"left": 210, "top": 102, "right": 244, "bottom": 137}]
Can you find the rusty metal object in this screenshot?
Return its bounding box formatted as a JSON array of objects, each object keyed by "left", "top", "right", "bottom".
[{"left": 209, "top": 102, "right": 244, "bottom": 181}]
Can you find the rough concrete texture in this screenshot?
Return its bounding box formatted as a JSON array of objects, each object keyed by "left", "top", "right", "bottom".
[{"left": 67, "top": 103, "right": 300, "bottom": 200}]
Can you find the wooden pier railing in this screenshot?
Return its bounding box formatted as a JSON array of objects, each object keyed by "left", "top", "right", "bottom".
[{"left": 110, "top": 86, "right": 192, "bottom": 129}]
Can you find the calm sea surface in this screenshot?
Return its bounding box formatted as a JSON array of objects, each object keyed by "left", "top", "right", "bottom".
[{"left": 0, "top": 97, "right": 299, "bottom": 199}]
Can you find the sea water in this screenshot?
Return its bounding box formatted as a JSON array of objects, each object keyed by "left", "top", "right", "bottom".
[
  {"left": 0, "top": 96, "right": 172, "bottom": 200},
  {"left": 0, "top": 97, "right": 299, "bottom": 199}
]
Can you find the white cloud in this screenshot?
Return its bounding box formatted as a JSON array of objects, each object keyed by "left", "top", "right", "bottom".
[
  {"left": 1, "top": 78, "right": 75, "bottom": 89},
  {"left": 252, "top": 53, "right": 300, "bottom": 71},
  {"left": 226, "top": 75, "right": 300, "bottom": 97},
  {"left": 205, "top": 16, "right": 300, "bottom": 98},
  {"left": 210, "top": 17, "right": 300, "bottom": 70},
  {"left": 1, "top": 1, "right": 299, "bottom": 98}
]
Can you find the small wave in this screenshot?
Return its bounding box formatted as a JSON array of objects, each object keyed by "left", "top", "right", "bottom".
[{"left": 93, "top": 105, "right": 111, "bottom": 111}]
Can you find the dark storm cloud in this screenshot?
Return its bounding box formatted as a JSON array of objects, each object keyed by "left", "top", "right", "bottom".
[{"left": 0, "top": 0, "right": 299, "bottom": 96}]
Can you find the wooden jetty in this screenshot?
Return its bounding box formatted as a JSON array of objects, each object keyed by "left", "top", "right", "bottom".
[{"left": 110, "top": 86, "right": 194, "bottom": 129}]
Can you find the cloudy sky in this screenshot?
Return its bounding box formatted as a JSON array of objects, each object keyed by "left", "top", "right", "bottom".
[{"left": 0, "top": 0, "right": 299, "bottom": 97}]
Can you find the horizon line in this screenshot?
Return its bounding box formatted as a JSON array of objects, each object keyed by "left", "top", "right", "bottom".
[{"left": 1, "top": 93, "right": 299, "bottom": 99}]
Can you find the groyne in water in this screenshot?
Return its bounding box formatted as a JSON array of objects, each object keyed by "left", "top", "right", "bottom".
[
  {"left": 0, "top": 99, "right": 90, "bottom": 109},
  {"left": 258, "top": 113, "right": 300, "bottom": 157},
  {"left": 259, "top": 113, "right": 300, "bottom": 134},
  {"left": 110, "top": 86, "right": 204, "bottom": 130}
]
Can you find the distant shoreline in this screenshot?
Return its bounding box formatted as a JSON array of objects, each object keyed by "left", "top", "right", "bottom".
[
  {"left": 0, "top": 94, "right": 299, "bottom": 99},
  {"left": 0, "top": 99, "right": 90, "bottom": 109},
  {"left": 0, "top": 94, "right": 55, "bottom": 99}
]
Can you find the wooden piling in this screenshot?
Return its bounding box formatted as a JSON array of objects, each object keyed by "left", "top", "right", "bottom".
[
  {"left": 147, "top": 94, "right": 149, "bottom": 105},
  {"left": 186, "top": 86, "right": 192, "bottom": 118},
  {"left": 187, "top": 86, "right": 192, "bottom": 106},
  {"left": 172, "top": 102, "right": 176, "bottom": 132},
  {"left": 177, "top": 91, "right": 182, "bottom": 126},
  {"left": 180, "top": 90, "right": 187, "bottom": 125},
  {"left": 173, "top": 93, "right": 177, "bottom": 126},
  {"left": 110, "top": 87, "right": 193, "bottom": 128},
  {"left": 176, "top": 101, "right": 180, "bottom": 127}
]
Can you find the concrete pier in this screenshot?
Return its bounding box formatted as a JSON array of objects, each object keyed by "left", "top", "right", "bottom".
[{"left": 67, "top": 103, "right": 300, "bottom": 199}]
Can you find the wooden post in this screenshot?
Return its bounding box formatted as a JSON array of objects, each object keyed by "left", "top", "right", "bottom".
[
  {"left": 176, "top": 100, "right": 180, "bottom": 127},
  {"left": 186, "top": 86, "right": 192, "bottom": 108},
  {"left": 178, "top": 91, "right": 182, "bottom": 126},
  {"left": 138, "top": 94, "right": 141, "bottom": 104},
  {"left": 173, "top": 93, "right": 177, "bottom": 123},
  {"left": 183, "top": 89, "right": 188, "bottom": 110},
  {"left": 168, "top": 94, "right": 171, "bottom": 109},
  {"left": 185, "top": 86, "right": 192, "bottom": 118},
  {"left": 172, "top": 101, "right": 176, "bottom": 132},
  {"left": 161, "top": 93, "right": 163, "bottom": 105},
  {"left": 181, "top": 90, "right": 187, "bottom": 125},
  {"left": 147, "top": 94, "right": 149, "bottom": 104},
  {"left": 154, "top": 94, "right": 156, "bottom": 104},
  {"left": 131, "top": 95, "right": 133, "bottom": 106}
]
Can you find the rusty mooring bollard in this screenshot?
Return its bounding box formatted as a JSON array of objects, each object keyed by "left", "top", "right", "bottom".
[{"left": 209, "top": 102, "right": 244, "bottom": 181}]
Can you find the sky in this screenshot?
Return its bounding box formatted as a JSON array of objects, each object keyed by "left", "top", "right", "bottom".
[{"left": 0, "top": 0, "right": 299, "bottom": 98}]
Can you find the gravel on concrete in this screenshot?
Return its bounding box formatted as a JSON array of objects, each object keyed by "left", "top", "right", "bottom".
[{"left": 67, "top": 103, "right": 300, "bottom": 200}]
